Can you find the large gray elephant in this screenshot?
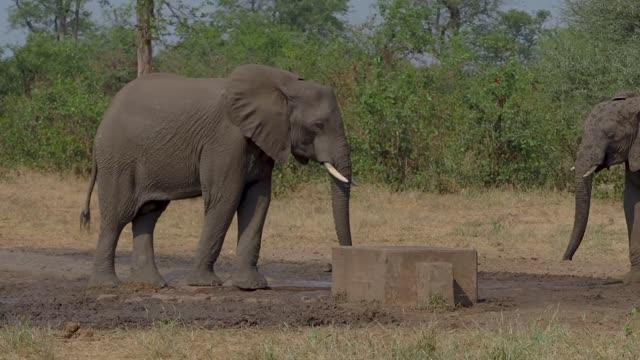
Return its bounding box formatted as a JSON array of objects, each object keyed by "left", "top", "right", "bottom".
[
  {"left": 80, "top": 64, "right": 353, "bottom": 290},
  {"left": 563, "top": 91, "right": 640, "bottom": 282}
]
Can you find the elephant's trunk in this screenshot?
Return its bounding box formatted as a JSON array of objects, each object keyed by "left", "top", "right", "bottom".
[
  {"left": 563, "top": 166, "right": 594, "bottom": 260},
  {"left": 329, "top": 137, "right": 352, "bottom": 246}
]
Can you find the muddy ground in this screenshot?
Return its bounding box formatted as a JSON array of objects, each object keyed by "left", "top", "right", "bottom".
[{"left": 1, "top": 248, "right": 638, "bottom": 332}]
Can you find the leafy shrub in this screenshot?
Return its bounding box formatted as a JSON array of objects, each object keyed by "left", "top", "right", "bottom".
[
  {"left": 0, "top": 1, "right": 635, "bottom": 198},
  {"left": 0, "top": 78, "right": 108, "bottom": 173}
]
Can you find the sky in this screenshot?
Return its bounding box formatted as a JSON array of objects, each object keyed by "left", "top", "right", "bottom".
[{"left": 0, "top": 0, "right": 563, "bottom": 46}]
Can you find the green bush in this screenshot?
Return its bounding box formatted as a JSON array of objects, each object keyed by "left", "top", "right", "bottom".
[
  {"left": 0, "top": 78, "right": 108, "bottom": 173},
  {"left": 0, "top": 1, "right": 636, "bottom": 197}
]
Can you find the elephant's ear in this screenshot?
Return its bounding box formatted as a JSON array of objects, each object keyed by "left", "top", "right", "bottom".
[
  {"left": 225, "top": 64, "right": 299, "bottom": 164},
  {"left": 629, "top": 112, "right": 640, "bottom": 172}
]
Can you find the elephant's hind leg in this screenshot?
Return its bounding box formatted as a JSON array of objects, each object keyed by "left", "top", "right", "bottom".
[
  {"left": 89, "top": 221, "right": 126, "bottom": 287},
  {"left": 129, "top": 201, "right": 170, "bottom": 287}
]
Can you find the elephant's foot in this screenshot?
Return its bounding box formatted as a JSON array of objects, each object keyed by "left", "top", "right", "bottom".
[
  {"left": 623, "top": 269, "right": 640, "bottom": 284},
  {"left": 128, "top": 267, "right": 167, "bottom": 288},
  {"left": 232, "top": 267, "right": 268, "bottom": 290},
  {"left": 88, "top": 271, "right": 121, "bottom": 288},
  {"left": 185, "top": 270, "right": 223, "bottom": 286}
]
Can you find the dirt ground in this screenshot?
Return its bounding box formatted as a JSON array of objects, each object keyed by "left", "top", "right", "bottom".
[
  {"left": 1, "top": 248, "right": 637, "bottom": 333},
  {"left": 0, "top": 172, "right": 638, "bottom": 336}
]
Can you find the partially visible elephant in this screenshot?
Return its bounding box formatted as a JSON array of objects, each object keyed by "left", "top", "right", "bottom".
[
  {"left": 563, "top": 91, "right": 640, "bottom": 282},
  {"left": 80, "top": 64, "right": 353, "bottom": 290}
]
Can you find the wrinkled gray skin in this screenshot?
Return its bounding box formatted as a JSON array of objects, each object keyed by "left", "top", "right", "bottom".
[
  {"left": 81, "top": 64, "right": 353, "bottom": 290},
  {"left": 564, "top": 91, "right": 640, "bottom": 283}
]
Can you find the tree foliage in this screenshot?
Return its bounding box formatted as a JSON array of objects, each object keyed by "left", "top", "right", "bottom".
[
  {"left": 217, "top": 0, "right": 349, "bottom": 34},
  {"left": 473, "top": 9, "right": 550, "bottom": 63},
  {"left": 9, "top": 0, "right": 93, "bottom": 41},
  {"left": 564, "top": 0, "right": 640, "bottom": 42},
  {"left": 0, "top": 0, "right": 636, "bottom": 194}
]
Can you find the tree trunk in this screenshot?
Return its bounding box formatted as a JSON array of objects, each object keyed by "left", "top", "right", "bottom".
[
  {"left": 440, "top": 0, "right": 461, "bottom": 37},
  {"left": 55, "top": 0, "right": 67, "bottom": 41},
  {"left": 73, "top": 0, "right": 80, "bottom": 44},
  {"left": 136, "top": 0, "right": 154, "bottom": 77},
  {"left": 57, "top": 15, "right": 66, "bottom": 41}
]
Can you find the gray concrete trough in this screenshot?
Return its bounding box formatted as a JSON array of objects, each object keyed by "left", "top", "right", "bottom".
[{"left": 331, "top": 246, "right": 478, "bottom": 307}]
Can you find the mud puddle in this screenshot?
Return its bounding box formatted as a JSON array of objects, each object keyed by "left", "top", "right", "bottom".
[{"left": 0, "top": 249, "right": 638, "bottom": 331}]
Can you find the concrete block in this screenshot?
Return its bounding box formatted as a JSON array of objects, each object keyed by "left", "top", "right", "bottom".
[
  {"left": 331, "top": 246, "right": 477, "bottom": 306},
  {"left": 415, "top": 262, "right": 454, "bottom": 306}
]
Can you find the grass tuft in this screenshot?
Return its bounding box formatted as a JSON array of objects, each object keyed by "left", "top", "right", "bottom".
[
  {"left": 415, "top": 294, "right": 454, "bottom": 313},
  {"left": 0, "top": 322, "right": 55, "bottom": 360}
]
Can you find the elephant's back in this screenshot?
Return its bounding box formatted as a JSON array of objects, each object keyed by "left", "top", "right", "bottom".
[
  {"left": 96, "top": 74, "right": 226, "bottom": 146},
  {"left": 105, "top": 73, "right": 225, "bottom": 123},
  {"left": 94, "top": 74, "right": 229, "bottom": 175}
]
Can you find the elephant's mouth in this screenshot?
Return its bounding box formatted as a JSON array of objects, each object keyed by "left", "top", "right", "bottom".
[
  {"left": 600, "top": 146, "right": 632, "bottom": 170},
  {"left": 293, "top": 154, "right": 309, "bottom": 164},
  {"left": 578, "top": 151, "right": 620, "bottom": 177},
  {"left": 579, "top": 164, "right": 608, "bottom": 178}
]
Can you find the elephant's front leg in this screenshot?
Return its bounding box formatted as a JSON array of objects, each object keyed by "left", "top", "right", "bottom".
[
  {"left": 623, "top": 166, "right": 640, "bottom": 283},
  {"left": 185, "top": 191, "right": 242, "bottom": 286},
  {"left": 232, "top": 178, "right": 271, "bottom": 290}
]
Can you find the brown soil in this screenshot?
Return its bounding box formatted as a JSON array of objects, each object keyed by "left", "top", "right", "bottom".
[
  {"left": 1, "top": 174, "right": 638, "bottom": 337},
  {"left": 0, "top": 249, "right": 397, "bottom": 329},
  {"left": 1, "top": 248, "right": 637, "bottom": 332}
]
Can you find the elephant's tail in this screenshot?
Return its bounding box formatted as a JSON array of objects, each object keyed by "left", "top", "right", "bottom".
[{"left": 80, "top": 156, "right": 97, "bottom": 232}]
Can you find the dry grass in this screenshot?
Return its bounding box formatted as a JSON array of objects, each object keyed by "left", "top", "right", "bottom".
[
  {"left": 0, "top": 171, "right": 630, "bottom": 278},
  {"left": 1, "top": 171, "right": 638, "bottom": 359},
  {"left": 2, "top": 313, "right": 640, "bottom": 359},
  {"left": 0, "top": 322, "right": 55, "bottom": 360}
]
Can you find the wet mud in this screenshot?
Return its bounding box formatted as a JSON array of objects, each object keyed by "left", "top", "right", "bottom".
[{"left": 0, "top": 249, "right": 637, "bottom": 331}]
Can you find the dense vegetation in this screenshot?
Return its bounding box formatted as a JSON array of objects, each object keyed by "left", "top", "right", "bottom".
[{"left": 0, "top": 0, "right": 637, "bottom": 194}]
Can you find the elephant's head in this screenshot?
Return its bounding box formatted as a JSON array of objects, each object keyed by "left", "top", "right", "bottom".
[
  {"left": 564, "top": 92, "right": 640, "bottom": 260},
  {"left": 225, "top": 64, "right": 353, "bottom": 246}
]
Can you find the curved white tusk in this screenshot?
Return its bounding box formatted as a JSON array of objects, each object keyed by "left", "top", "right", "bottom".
[
  {"left": 570, "top": 166, "right": 575, "bottom": 172},
  {"left": 323, "top": 163, "right": 349, "bottom": 184},
  {"left": 582, "top": 165, "right": 598, "bottom": 178}
]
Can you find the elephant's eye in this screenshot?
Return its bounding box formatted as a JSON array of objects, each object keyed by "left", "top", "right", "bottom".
[
  {"left": 606, "top": 132, "right": 616, "bottom": 139},
  {"left": 313, "top": 122, "right": 325, "bottom": 131},
  {"left": 302, "top": 128, "right": 315, "bottom": 144}
]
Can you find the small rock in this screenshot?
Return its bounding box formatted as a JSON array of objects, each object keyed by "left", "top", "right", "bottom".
[
  {"left": 322, "top": 263, "right": 332, "bottom": 272},
  {"left": 194, "top": 294, "right": 212, "bottom": 301},
  {"left": 300, "top": 296, "right": 316, "bottom": 303},
  {"left": 64, "top": 321, "right": 80, "bottom": 334},
  {"left": 243, "top": 298, "right": 258, "bottom": 304},
  {"left": 124, "top": 296, "right": 144, "bottom": 303},
  {"left": 96, "top": 294, "right": 118, "bottom": 301},
  {"left": 61, "top": 322, "right": 80, "bottom": 339},
  {"left": 150, "top": 293, "right": 175, "bottom": 302}
]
